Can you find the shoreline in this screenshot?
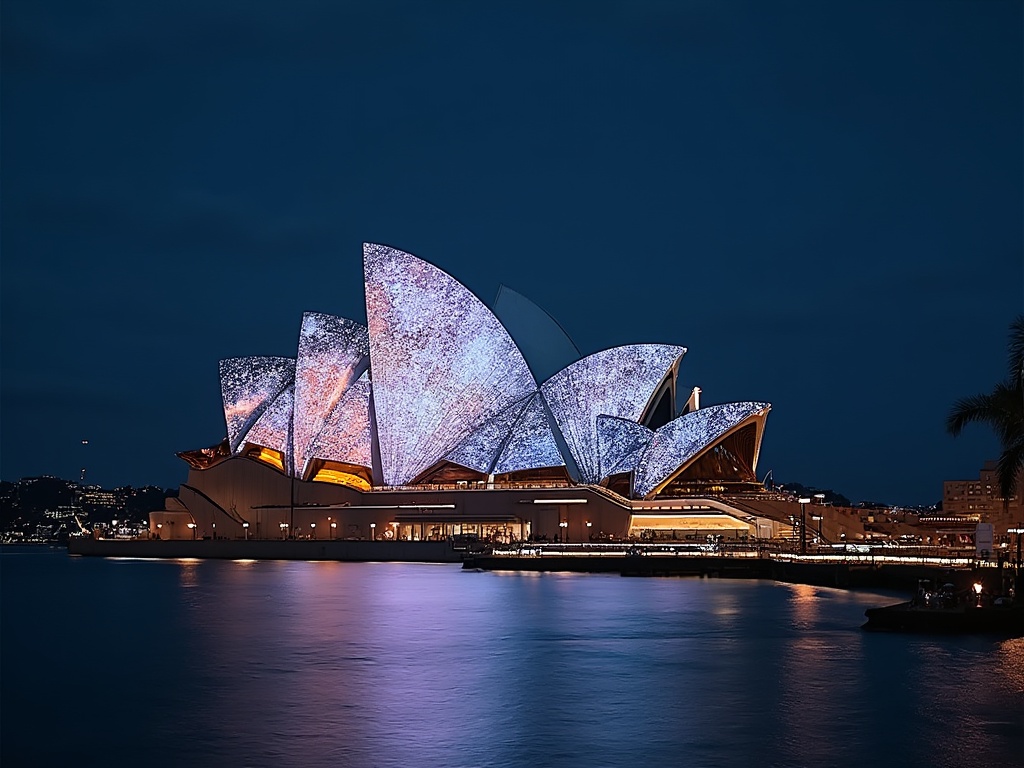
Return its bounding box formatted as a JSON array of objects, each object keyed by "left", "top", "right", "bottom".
[{"left": 61, "top": 537, "right": 1019, "bottom": 595}]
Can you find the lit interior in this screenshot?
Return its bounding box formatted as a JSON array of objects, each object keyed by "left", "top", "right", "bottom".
[
  {"left": 250, "top": 446, "right": 285, "bottom": 471},
  {"left": 312, "top": 467, "right": 372, "bottom": 491}
]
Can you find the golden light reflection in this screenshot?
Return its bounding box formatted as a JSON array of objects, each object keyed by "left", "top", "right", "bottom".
[
  {"left": 178, "top": 561, "right": 198, "bottom": 588},
  {"left": 994, "top": 638, "right": 1024, "bottom": 693},
  {"left": 788, "top": 583, "right": 819, "bottom": 627}
]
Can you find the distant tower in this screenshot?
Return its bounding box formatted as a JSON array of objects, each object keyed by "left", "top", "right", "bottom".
[{"left": 80, "top": 439, "right": 89, "bottom": 483}]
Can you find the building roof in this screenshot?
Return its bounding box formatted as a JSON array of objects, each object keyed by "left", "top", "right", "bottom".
[{"left": 213, "top": 243, "right": 770, "bottom": 498}]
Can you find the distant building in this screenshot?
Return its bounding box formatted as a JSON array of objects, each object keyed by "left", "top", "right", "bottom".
[{"left": 943, "top": 461, "right": 1023, "bottom": 538}]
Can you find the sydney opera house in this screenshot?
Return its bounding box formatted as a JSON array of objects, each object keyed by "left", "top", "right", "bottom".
[{"left": 154, "top": 244, "right": 781, "bottom": 543}]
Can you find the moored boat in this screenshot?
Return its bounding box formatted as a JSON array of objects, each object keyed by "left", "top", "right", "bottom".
[{"left": 863, "top": 579, "right": 1024, "bottom": 636}]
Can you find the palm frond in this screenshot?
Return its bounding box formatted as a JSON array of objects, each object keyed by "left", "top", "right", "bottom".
[
  {"left": 946, "top": 393, "right": 998, "bottom": 437},
  {"left": 995, "top": 440, "right": 1024, "bottom": 503},
  {"left": 947, "top": 383, "right": 1024, "bottom": 439},
  {"left": 1009, "top": 314, "right": 1024, "bottom": 387},
  {"left": 949, "top": 316, "right": 1024, "bottom": 500}
]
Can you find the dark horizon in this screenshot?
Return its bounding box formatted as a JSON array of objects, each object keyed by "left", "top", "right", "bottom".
[{"left": 2, "top": 1, "right": 1021, "bottom": 505}]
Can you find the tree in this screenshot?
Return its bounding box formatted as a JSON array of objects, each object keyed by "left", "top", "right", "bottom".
[{"left": 946, "top": 315, "right": 1024, "bottom": 502}]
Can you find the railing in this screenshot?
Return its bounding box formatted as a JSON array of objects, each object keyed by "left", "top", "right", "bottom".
[{"left": 488, "top": 540, "right": 994, "bottom": 567}]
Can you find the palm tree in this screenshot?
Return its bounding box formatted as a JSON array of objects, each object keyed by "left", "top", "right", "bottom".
[{"left": 946, "top": 315, "right": 1024, "bottom": 503}]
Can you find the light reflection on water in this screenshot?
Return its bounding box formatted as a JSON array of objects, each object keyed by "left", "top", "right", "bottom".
[{"left": 2, "top": 548, "right": 1021, "bottom": 768}]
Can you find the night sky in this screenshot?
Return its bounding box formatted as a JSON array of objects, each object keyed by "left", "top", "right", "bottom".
[{"left": 2, "top": 1, "right": 1021, "bottom": 505}]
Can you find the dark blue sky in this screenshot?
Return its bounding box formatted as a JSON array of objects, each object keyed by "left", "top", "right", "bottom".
[{"left": 2, "top": 1, "right": 1021, "bottom": 504}]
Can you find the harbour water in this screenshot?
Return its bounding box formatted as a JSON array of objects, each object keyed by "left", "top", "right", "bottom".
[{"left": 2, "top": 546, "right": 1021, "bottom": 767}]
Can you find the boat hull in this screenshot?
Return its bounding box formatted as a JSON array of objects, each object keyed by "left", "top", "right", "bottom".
[{"left": 863, "top": 601, "right": 1024, "bottom": 635}]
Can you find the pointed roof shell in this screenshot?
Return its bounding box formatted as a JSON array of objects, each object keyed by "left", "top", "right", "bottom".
[
  {"left": 493, "top": 392, "right": 566, "bottom": 475},
  {"left": 445, "top": 394, "right": 534, "bottom": 474},
  {"left": 632, "top": 402, "right": 771, "bottom": 498},
  {"left": 597, "top": 415, "right": 654, "bottom": 479},
  {"left": 292, "top": 312, "right": 370, "bottom": 476},
  {"left": 219, "top": 356, "right": 295, "bottom": 453},
  {"left": 540, "top": 345, "right": 686, "bottom": 484},
  {"left": 363, "top": 244, "right": 538, "bottom": 485},
  {"left": 308, "top": 372, "right": 373, "bottom": 470},
  {"left": 243, "top": 384, "right": 296, "bottom": 474}
]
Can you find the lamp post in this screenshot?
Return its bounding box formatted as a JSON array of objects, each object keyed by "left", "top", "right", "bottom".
[
  {"left": 330, "top": 521, "right": 337, "bottom": 539},
  {"left": 798, "top": 498, "right": 811, "bottom": 555},
  {"left": 280, "top": 522, "right": 288, "bottom": 540},
  {"left": 310, "top": 522, "right": 316, "bottom": 540},
  {"left": 243, "top": 521, "right": 249, "bottom": 541},
  {"left": 559, "top": 520, "right": 568, "bottom": 543},
  {"left": 586, "top": 520, "right": 593, "bottom": 541},
  {"left": 370, "top": 522, "right": 376, "bottom": 541},
  {"left": 212, "top": 522, "right": 216, "bottom": 540},
  {"left": 811, "top": 514, "right": 823, "bottom": 544},
  {"left": 187, "top": 522, "right": 196, "bottom": 540}
]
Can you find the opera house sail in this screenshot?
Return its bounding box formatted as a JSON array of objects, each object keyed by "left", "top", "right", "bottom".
[{"left": 166, "top": 243, "right": 773, "bottom": 543}]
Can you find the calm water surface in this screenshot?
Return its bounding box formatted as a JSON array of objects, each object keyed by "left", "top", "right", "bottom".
[{"left": 2, "top": 546, "right": 1021, "bottom": 767}]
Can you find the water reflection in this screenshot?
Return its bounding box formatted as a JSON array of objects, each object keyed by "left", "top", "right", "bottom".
[
  {"left": 3, "top": 550, "right": 1021, "bottom": 768},
  {"left": 994, "top": 637, "right": 1024, "bottom": 693}
]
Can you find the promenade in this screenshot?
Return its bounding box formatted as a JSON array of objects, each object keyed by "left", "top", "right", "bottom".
[
  {"left": 463, "top": 541, "right": 1017, "bottom": 593},
  {"left": 66, "top": 536, "right": 1019, "bottom": 595}
]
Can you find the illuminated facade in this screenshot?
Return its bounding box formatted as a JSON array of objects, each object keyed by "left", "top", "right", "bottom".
[{"left": 168, "top": 244, "right": 773, "bottom": 542}]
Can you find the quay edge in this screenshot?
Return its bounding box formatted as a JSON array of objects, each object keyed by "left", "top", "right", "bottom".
[{"left": 65, "top": 539, "right": 1012, "bottom": 596}]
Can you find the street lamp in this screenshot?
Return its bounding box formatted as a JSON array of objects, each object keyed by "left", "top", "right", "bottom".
[
  {"left": 798, "top": 498, "right": 811, "bottom": 555},
  {"left": 310, "top": 522, "right": 316, "bottom": 540},
  {"left": 280, "top": 522, "right": 288, "bottom": 539},
  {"left": 559, "top": 520, "right": 568, "bottom": 543},
  {"left": 370, "top": 522, "right": 376, "bottom": 541},
  {"left": 243, "top": 521, "right": 250, "bottom": 541},
  {"left": 330, "top": 521, "right": 337, "bottom": 539},
  {"left": 212, "top": 522, "right": 217, "bottom": 540},
  {"left": 811, "top": 514, "right": 823, "bottom": 544},
  {"left": 187, "top": 522, "right": 196, "bottom": 540}
]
